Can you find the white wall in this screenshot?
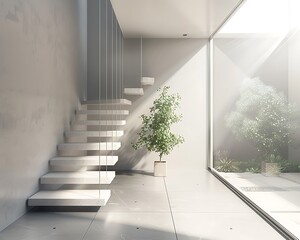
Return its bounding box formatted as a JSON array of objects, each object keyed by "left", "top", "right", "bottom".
[
  {"left": 118, "top": 39, "right": 208, "bottom": 174},
  {"left": 0, "top": 0, "right": 86, "bottom": 231}
]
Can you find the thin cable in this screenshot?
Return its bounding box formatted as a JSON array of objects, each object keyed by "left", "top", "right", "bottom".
[
  {"left": 121, "top": 33, "right": 124, "bottom": 98},
  {"left": 105, "top": 0, "right": 108, "bottom": 182},
  {"left": 98, "top": 0, "right": 102, "bottom": 197},
  {"left": 110, "top": 8, "right": 114, "bottom": 174},
  {"left": 140, "top": 36, "right": 143, "bottom": 87}
]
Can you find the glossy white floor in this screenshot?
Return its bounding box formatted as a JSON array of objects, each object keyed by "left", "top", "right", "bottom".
[
  {"left": 0, "top": 170, "right": 285, "bottom": 240},
  {"left": 220, "top": 172, "right": 300, "bottom": 239}
]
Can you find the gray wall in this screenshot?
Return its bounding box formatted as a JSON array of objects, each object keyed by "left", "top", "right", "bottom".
[
  {"left": 119, "top": 39, "right": 208, "bottom": 173},
  {"left": 87, "top": 0, "right": 123, "bottom": 100},
  {"left": 0, "top": 0, "right": 86, "bottom": 231},
  {"left": 123, "top": 38, "right": 142, "bottom": 87}
]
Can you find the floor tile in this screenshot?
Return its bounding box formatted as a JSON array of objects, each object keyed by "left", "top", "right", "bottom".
[
  {"left": 100, "top": 189, "right": 170, "bottom": 212},
  {"left": 219, "top": 172, "right": 300, "bottom": 238},
  {"left": 110, "top": 172, "right": 165, "bottom": 191},
  {"left": 244, "top": 191, "right": 300, "bottom": 212},
  {"left": 173, "top": 212, "right": 285, "bottom": 240},
  {"left": 83, "top": 212, "right": 177, "bottom": 240},
  {"left": 272, "top": 212, "right": 300, "bottom": 237},
  {"left": 168, "top": 190, "right": 252, "bottom": 213},
  {"left": 0, "top": 170, "right": 286, "bottom": 240},
  {"left": 0, "top": 212, "right": 95, "bottom": 240},
  {"left": 165, "top": 171, "right": 226, "bottom": 192}
]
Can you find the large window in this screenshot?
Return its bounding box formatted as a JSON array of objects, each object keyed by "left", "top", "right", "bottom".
[{"left": 211, "top": 0, "right": 300, "bottom": 238}]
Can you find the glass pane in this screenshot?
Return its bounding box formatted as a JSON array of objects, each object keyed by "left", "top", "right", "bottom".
[{"left": 212, "top": 0, "right": 300, "bottom": 237}]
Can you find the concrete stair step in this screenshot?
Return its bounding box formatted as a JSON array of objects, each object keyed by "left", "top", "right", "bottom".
[
  {"left": 82, "top": 99, "right": 131, "bottom": 106},
  {"left": 58, "top": 142, "right": 121, "bottom": 151},
  {"left": 28, "top": 189, "right": 111, "bottom": 206},
  {"left": 76, "top": 110, "right": 129, "bottom": 116},
  {"left": 40, "top": 171, "right": 115, "bottom": 184},
  {"left": 141, "top": 77, "right": 155, "bottom": 86},
  {"left": 65, "top": 130, "right": 124, "bottom": 138},
  {"left": 124, "top": 88, "right": 144, "bottom": 96},
  {"left": 50, "top": 156, "right": 118, "bottom": 166},
  {"left": 72, "top": 120, "right": 126, "bottom": 126}
]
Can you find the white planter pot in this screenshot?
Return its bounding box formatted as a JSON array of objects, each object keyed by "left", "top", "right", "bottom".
[
  {"left": 261, "top": 162, "right": 280, "bottom": 177},
  {"left": 154, "top": 161, "right": 167, "bottom": 177}
]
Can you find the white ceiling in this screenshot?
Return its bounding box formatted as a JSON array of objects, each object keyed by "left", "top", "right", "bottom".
[{"left": 110, "top": 0, "right": 242, "bottom": 38}]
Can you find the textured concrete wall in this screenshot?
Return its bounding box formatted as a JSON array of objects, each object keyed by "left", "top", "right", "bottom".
[
  {"left": 0, "top": 0, "right": 86, "bottom": 231},
  {"left": 119, "top": 39, "right": 208, "bottom": 173}
]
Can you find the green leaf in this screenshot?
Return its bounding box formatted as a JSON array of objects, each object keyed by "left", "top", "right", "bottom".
[{"left": 132, "top": 86, "right": 184, "bottom": 160}]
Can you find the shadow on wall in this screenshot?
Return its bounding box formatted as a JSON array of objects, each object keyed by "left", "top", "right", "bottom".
[
  {"left": 115, "top": 127, "right": 149, "bottom": 170},
  {"left": 119, "top": 38, "right": 208, "bottom": 171}
]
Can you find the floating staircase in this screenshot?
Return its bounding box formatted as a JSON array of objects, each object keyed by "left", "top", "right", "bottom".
[
  {"left": 141, "top": 77, "right": 155, "bottom": 86},
  {"left": 124, "top": 77, "right": 154, "bottom": 98},
  {"left": 28, "top": 77, "right": 154, "bottom": 208},
  {"left": 50, "top": 156, "right": 118, "bottom": 167},
  {"left": 65, "top": 130, "right": 124, "bottom": 138},
  {"left": 124, "top": 88, "right": 144, "bottom": 96}
]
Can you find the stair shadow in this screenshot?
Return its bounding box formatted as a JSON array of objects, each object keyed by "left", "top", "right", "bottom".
[
  {"left": 114, "top": 127, "right": 149, "bottom": 170},
  {"left": 30, "top": 206, "right": 100, "bottom": 212},
  {"left": 117, "top": 39, "right": 207, "bottom": 171}
]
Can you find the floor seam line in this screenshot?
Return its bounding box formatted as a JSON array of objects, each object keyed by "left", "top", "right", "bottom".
[
  {"left": 163, "top": 177, "right": 179, "bottom": 240},
  {"left": 81, "top": 212, "right": 97, "bottom": 240}
]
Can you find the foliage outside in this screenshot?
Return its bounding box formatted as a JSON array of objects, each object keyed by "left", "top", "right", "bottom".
[
  {"left": 214, "top": 150, "right": 239, "bottom": 173},
  {"left": 132, "top": 86, "right": 184, "bottom": 161},
  {"left": 226, "top": 78, "right": 299, "bottom": 163}
]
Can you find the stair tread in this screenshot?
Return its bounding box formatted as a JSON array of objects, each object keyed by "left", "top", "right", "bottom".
[
  {"left": 42, "top": 171, "right": 115, "bottom": 178},
  {"left": 50, "top": 156, "right": 118, "bottom": 166},
  {"left": 65, "top": 130, "right": 124, "bottom": 137},
  {"left": 77, "top": 110, "right": 129, "bottom": 115},
  {"left": 58, "top": 142, "right": 121, "bottom": 151},
  {"left": 28, "top": 189, "right": 111, "bottom": 206},
  {"left": 72, "top": 120, "right": 126, "bottom": 126},
  {"left": 141, "top": 77, "right": 155, "bottom": 86},
  {"left": 41, "top": 171, "right": 115, "bottom": 184},
  {"left": 124, "top": 88, "right": 144, "bottom": 96},
  {"left": 82, "top": 99, "right": 131, "bottom": 106}
]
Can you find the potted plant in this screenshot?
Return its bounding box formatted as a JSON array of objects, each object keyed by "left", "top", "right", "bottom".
[
  {"left": 226, "top": 78, "right": 298, "bottom": 176},
  {"left": 132, "top": 86, "right": 184, "bottom": 176}
]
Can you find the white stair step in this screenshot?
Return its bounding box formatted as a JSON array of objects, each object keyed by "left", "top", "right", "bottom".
[
  {"left": 82, "top": 99, "right": 131, "bottom": 106},
  {"left": 141, "top": 77, "right": 155, "bottom": 86},
  {"left": 58, "top": 142, "right": 121, "bottom": 151},
  {"left": 28, "top": 189, "right": 111, "bottom": 206},
  {"left": 76, "top": 110, "right": 129, "bottom": 115},
  {"left": 40, "top": 171, "right": 115, "bottom": 184},
  {"left": 65, "top": 130, "right": 124, "bottom": 138},
  {"left": 124, "top": 88, "right": 144, "bottom": 96},
  {"left": 72, "top": 120, "right": 126, "bottom": 126},
  {"left": 50, "top": 156, "right": 118, "bottom": 166}
]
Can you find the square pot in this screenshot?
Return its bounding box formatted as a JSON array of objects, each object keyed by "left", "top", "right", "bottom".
[
  {"left": 154, "top": 161, "right": 167, "bottom": 177},
  {"left": 261, "top": 162, "right": 280, "bottom": 177}
]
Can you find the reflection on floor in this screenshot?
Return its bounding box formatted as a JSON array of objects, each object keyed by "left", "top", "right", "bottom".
[
  {"left": 0, "top": 171, "right": 285, "bottom": 240},
  {"left": 220, "top": 172, "right": 300, "bottom": 238}
]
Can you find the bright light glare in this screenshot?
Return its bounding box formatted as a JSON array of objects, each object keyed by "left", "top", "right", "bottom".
[
  {"left": 220, "top": 0, "right": 290, "bottom": 34},
  {"left": 291, "top": 0, "right": 300, "bottom": 29}
]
